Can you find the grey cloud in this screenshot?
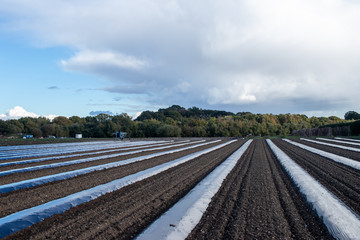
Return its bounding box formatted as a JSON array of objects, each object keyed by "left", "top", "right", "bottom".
[
  {"left": 89, "top": 110, "right": 114, "bottom": 116},
  {"left": 87, "top": 102, "right": 166, "bottom": 116},
  {"left": 101, "top": 85, "right": 148, "bottom": 94},
  {"left": 48, "top": 86, "right": 59, "bottom": 90}
]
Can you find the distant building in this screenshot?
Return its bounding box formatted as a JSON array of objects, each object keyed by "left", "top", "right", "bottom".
[{"left": 75, "top": 134, "right": 82, "bottom": 139}]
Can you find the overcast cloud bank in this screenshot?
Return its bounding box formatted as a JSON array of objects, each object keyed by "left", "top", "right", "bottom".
[{"left": 1, "top": 0, "right": 359, "bottom": 116}]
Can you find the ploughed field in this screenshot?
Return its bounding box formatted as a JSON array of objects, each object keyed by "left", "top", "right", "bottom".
[{"left": 0, "top": 137, "right": 359, "bottom": 239}]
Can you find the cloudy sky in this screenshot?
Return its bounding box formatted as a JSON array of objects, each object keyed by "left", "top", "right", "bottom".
[{"left": 1, "top": 0, "right": 359, "bottom": 120}]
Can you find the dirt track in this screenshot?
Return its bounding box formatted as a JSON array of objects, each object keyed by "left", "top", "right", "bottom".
[
  {"left": 273, "top": 139, "right": 360, "bottom": 216},
  {"left": 3, "top": 140, "right": 244, "bottom": 240},
  {"left": 187, "top": 139, "right": 332, "bottom": 239}
]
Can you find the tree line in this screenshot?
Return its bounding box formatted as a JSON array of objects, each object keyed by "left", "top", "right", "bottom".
[{"left": 0, "top": 105, "right": 356, "bottom": 138}]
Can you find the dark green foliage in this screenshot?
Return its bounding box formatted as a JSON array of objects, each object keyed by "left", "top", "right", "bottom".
[
  {"left": 0, "top": 120, "right": 7, "bottom": 135},
  {"left": 350, "top": 120, "right": 360, "bottom": 135},
  {"left": 135, "top": 105, "right": 234, "bottom": 121},
  {"left": 156, "top": 124, "right": 181, "bottom": 137},
  {"left": 0, "top": 106, "right": 354, "bottom": 138},
  {"left": 344, "top": 111, "right": 360, "bottom": 120}
]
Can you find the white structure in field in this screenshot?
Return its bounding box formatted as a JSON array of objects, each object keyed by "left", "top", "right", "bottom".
[{"left": 75, "top": 134, "right": 82, "bottom": 139}]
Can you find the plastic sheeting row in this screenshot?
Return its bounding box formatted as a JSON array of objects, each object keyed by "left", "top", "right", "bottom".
[
  {"left": 284, "top": 139, "right": 360, "bottom": 171},
  {"left": 0, "top": 140, "right": 168, "bottom": 160},
  {"left": 300, "top": 138, "right": 360, "bottom": 152},
  {"left": 0, "top": 140, "right": 116, "bottom": 151},
  {"left": 335, "top": 137, "right": 360, "bottom": 143},
  {"left": 267, "top": 139, "right": 360, "bottom": 240},
  {"left": 317, "top": 137, "right": 360, "bottom": 146},
  {"left": 0, "top": 140, "right": 186, "bottom": 168}
]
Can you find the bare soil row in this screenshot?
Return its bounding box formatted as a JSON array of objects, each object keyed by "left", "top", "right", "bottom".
[
  {"left": 187, "top": 139, "right": 332, "bottom": 239},
  {"left": 3, "top": 140, "right": 245, "bottom": 239}
]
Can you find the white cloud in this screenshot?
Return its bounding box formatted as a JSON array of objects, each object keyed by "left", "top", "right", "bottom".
[
  {"left": 0, "top": 106, "right": 57, "bottom": 121},
  {"left": 132, "top": 112, "right": 142, "bottom": 120},
  {"left": 1, "top": 0, "right": 360, "bottom": 115},
  {"left": 61, "top": 50, "right": 149, "bottom": 73},
  {"left": 44, "top": 114, "right": 58, "bottom": 121},
  {"left": 8, "top": 106, "right": 39, "bottom": 119}
]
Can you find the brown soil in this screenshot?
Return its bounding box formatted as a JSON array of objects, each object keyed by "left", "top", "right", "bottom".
[
  {"left": 0, "top": 140, "right": 229, "bottom": 218},
  {"left": 187, "top": 139, "right": 333, "bottom": 240},
  {"left": 3, "top": 140, "right": 244, "bottom": 240},
  {"left": 291, "top": 139, "right": 360, "bottom": 161},
  {"left": 273, "top": 139, "right": 360, "bottom": 216}
]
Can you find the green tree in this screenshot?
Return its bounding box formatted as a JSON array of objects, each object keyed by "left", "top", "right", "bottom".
[
  {"left": 7, "top": 120, "right": 24, "bottom": 134},
  {"left": 68, "top": 123, "right": 85, "bottom": 138},
  {"left": 53, "top": 116, "right": 72, "bottom": 127},
  {"left": 156, "top": 124, "right": 181, "bottom": 137},
  {"left": 345, "top": 111, "right": 360, "bottom": 120},
  {"left": 0, "top": 120, "right": 7, "bottom": 135},
  {"left": 42, "top": 124, "right": 55, "bottom": 137},
  {"left": 30, "top": 127, "right": 43, "bottom": 138}
]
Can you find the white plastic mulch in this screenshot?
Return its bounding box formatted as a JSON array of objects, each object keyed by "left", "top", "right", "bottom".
[
  {"left": 335, "top": 137, "right": 360, "bottom": 143},
  {"left": 283, "top": 139, "right": 360, "bottom": 171},
  {"left": 0, "top": 140, "right": 186, "bottom": 168},
  {"left": 0, "top": 140, "right": 202, "bottom": 176},
  {"left": 317, "top": 138, "right": 360, "bottom": 146},
  {"left": 0, "top": 140, "right": 116, "bottom": 151},
  {"left": 267, "top": 139, "right": 360, "bottom": 240},
  {"left": 0, "top": 140, "right": 167, "bottom": 160},
  {"left": 300, "top": 138, "right": 360, "bottom": 152}
]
